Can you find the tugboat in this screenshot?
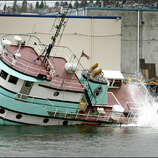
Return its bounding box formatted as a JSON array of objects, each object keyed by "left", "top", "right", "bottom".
[{"left": 0, "top": 11, "right": 139, "bottom": 126}]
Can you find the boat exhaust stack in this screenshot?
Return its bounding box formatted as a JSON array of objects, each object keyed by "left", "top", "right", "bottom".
[{"left": 88, "top": 63, "right": 98, "bottom": 74}]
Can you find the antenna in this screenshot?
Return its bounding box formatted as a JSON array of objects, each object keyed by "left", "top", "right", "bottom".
[{"left": 42, "top": 7, "right": 70, "bottom": 63}]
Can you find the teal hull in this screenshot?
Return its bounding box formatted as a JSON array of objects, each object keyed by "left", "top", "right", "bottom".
[
  {"left": 0, "top": 86, "right": 81, "bottom": 126},
  {"left": 0, "top": 86, "right": 79, "bottom": 117}
]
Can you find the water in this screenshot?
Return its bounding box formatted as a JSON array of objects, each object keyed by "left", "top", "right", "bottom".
[{"left": 0, "top": 125, "right": 158, "bottom": 157}]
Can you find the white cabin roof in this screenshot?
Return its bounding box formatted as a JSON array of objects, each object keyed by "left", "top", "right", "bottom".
[{"left": 102, "top": 70, "right": 124, "bottom": 80}]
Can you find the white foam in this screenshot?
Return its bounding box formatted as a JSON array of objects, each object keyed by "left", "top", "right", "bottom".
[{"left": 127, "top": 75, "right": 158, "bottom": 129}]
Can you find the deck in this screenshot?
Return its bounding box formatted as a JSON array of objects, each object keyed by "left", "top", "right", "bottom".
[{"left": 1, "top": 45, "right": 84, "bottom": 92}]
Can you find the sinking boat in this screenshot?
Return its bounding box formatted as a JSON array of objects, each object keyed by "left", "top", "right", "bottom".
[{"left": 0, "top": 12, "right": 140, "bottom": 126}]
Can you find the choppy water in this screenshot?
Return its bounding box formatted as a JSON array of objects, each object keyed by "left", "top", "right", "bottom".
[{"left": 1, "top": 125, "right": 158, "bottom": 157}]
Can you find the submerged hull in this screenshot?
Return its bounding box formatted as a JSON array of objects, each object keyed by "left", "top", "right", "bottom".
[
  {"left": 0, "top": 106, "right": 83, "bottom": 126},
  {"left": 0, "top": 82, "right": 139, "bottom": 126}
]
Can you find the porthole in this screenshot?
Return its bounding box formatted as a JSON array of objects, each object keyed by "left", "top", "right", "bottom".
[
  {"left": 53, "top": 91, "right": 59, "bottom": 96},
  {"left": 0, "top": 108, "right": 5, "bottom": 114},
  {"left": 43, "top": 118, "right": 49, "bottom": 123},
  {"left": 63, "top": 120, "right": 68, "bottom": 126},
  {"left": 16, "top": 114, "right": 22, "bottom": 119}
]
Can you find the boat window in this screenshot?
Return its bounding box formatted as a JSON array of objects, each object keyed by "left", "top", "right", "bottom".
[
  {"left": 113, "top": 80, "right": 122, "bottom": 88},
  {"left": 8, "top": 75, "right": 18, "bottom": 85},
  {"left": 109, "top": 79, "right": 113, "bottom": 86},
  {"left": 108, "top": 79, "right": 122, "bottom": 88},
  {"left": 0, "top": 70, "right": 8, "bottom": 80}
]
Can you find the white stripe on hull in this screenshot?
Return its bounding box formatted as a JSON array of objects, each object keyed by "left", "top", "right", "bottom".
[
  {"left": 0, "top": 108, "right": 83, "bottom": 126},
  {"left": 0, "top": 108, "right": 129, "bottom": 127}
]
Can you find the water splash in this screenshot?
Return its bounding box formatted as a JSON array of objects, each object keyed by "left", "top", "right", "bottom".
[{"left": 127, "top": 74, "right": 158, "bottom": 128}]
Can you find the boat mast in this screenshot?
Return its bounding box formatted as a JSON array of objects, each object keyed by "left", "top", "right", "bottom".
[{"left": 42, "top": 9, "right": 69, "bottom": 63}]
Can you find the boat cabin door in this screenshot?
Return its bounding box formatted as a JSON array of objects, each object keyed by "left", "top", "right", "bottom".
[{"left": 19, "top": 81, "right": 33, "bottom": 99}]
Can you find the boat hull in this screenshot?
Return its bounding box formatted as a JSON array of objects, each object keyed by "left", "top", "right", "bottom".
[
  {"left": 0, "top": 105, "right": 137, "bottom": 126},
  {"left": 0, "top": 82, "right": 139, "bottom": 126},
  {"left": 0, "top": 106, "right": 84, "bottom": 126}
]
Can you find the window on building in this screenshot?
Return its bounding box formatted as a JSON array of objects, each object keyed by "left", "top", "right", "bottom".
[
  {"left": 0, "top": 70, "right": 8, "bottom": 80},
  {"left": 8, "top": 75, "right": 18, "bottom": 85}
]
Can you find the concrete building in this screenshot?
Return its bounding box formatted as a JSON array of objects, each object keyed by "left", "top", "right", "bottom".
[
  {"left": 73, "top": 7, "right": 158, "bottom": 79},
  {"left": 1, "top": 7, "right": 158, "bottom": 80}
]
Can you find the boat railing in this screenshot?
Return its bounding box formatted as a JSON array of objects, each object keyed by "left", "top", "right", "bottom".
[
  {"left": 48, "top": 107, "right": 138, "bottom": 124},
  {"left": 1, "top": 33, "right": 46, "bottom": 54},
  {"left": 0, "top": 51, "right": 47, "bottom": 76},
  {"left": 125, "top": 101, "right": 141, "bottom": 111},
  {"left": 0, "top": 33, "right": 86, "bottom": 81},
  {"left": 0, "top": 34, "right": 53, "bottom": 78},
  {"left": 0, "top": 33, "right": 82, "bottom": 64},
  {"left": 126, "top": 110, "right": 138, "bottom": 124},
  {"left": 0, "top": 34, "right": 85, "bottom": 80},
  {"left": 51, "top": 46, "right": 74, "bottom": 62},
  {"left": 108, "top": 91, "right": 122, "bottom": 105}
]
